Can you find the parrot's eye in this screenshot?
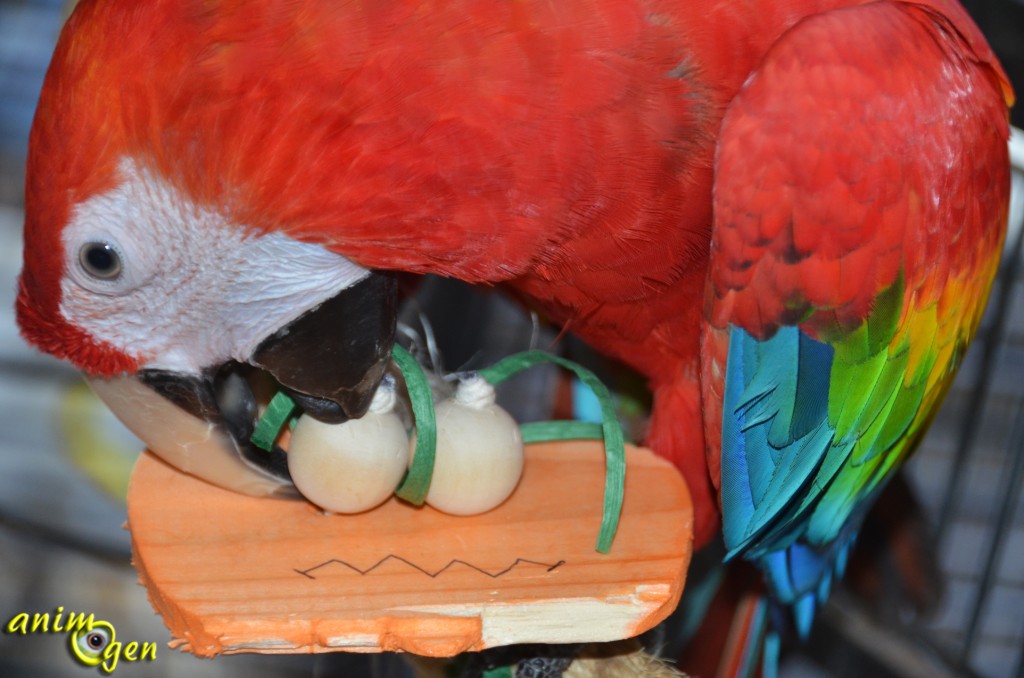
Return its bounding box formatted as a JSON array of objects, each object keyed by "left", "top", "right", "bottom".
[{"left": 78, "top": 242, "right": 122, "bottom": 280}]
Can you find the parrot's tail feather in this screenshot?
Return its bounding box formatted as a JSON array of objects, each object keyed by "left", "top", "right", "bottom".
[
  {"left": 675, "top": 559, "right": 806, "bottom": 678},
  {"left": 718, "top": 591, "right": 770, "bottom": 678},
  {"left": 760, "top": 534, "right": 857, "bottom": 644}
]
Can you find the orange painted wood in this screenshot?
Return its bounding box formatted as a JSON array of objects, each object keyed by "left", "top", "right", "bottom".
[{"left": 127, "top": 441, "right": 693, "bottom": 657}]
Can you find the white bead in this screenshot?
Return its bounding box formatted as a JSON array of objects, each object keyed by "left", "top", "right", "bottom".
[
  {"left": 287, "top": 381, "right": 408, "bottom": 514},
  {"left": 419, "top": 390, "right": 524, "bottom": 515}
]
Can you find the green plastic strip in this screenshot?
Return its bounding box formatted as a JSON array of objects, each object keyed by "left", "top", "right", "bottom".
[
  {"left": 481, "top": 667, "right": 514, "bottom": 678},
  {"left": 251, "top": 391, "right": 298, "bottom": 451},
  {"left": 520, "top": 420, "right": 604, "bottom": 444},
  {"left": 392, "top": 344, "right": 437, "bottom": 505},
  {"left": 480, "top": 351, "right": 626, "bottom": 554}
]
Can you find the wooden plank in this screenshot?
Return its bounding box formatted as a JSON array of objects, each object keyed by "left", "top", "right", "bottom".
[{"left": 128, "top": 441, "right": 693, "bottom": 657}]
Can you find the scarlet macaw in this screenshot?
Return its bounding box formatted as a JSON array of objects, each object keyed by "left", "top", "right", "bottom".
[{"left": 16, "top": 0, "right": 1013, "bottom": 661}]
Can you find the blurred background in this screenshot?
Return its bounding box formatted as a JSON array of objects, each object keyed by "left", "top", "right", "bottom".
[{"left": 0, "top": 1, "right": 1022, "bottom": 676}]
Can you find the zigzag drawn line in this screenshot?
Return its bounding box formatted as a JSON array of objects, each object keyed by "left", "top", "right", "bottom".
[{"left": 294, "top": 555, "right": 566, "bottom": 580}]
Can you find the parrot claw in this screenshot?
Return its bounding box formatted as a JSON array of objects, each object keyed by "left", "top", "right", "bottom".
[{"left": 86, "top": 271, "right": 399, "bottom": 496}]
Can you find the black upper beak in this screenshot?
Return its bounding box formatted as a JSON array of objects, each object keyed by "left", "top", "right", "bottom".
[
  {"left": 250, "top": 271, "right": 398, "bottom": 423},
  {"left": 129, "top": 271, "right": 398, "bottom": 490}
]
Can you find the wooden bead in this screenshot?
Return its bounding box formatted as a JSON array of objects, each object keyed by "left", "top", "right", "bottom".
[
  {"left": 421, "top": 375, "right": 524, "bottom": 515},
  {"left": 287, "top": 378, "right": 408, "bottom": 513}
]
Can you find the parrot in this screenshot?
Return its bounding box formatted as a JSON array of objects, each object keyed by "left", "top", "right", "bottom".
[{"left": 15, "top": 0, "right": 1013, "bottom": 671}]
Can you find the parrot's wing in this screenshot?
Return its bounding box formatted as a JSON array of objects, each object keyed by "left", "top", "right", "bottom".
[{"left": 703, "top": 0, "right": 1012, "bottom": 616}]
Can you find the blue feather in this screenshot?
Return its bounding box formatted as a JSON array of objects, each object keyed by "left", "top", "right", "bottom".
[
  {"left": 763, "top": 631, "right": 781, "bottom": 678},
  {"left": 721, "top": 324, "right": 871, "bottom": 667},
  {"left": 721, "top": 326, "right": 837, "bottom": 559},
  {"left": 793, "top": 593, "right": 816, "bottom": 640}
]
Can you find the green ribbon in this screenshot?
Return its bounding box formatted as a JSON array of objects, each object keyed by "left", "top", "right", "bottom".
[
  {"left": 479, "top": 351, "right": 626, "bottom": 554},
  {"left": 392, "top": 344, "right": 437, "bottom": 504},
  {"left": 250, "top": 391, "right": 298, "bottom": 451},
  {"left": 520, "top": 420, "right": 604, "bottom": 443}
]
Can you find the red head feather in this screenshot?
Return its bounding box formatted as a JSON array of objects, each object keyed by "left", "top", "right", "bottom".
[{"left": 17, "top": 1, "right": 139, "bottom": 375}]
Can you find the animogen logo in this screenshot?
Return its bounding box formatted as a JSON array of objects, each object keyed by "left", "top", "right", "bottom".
[{"left": 4, "top": 606, "right": 156, "bottom": 673}]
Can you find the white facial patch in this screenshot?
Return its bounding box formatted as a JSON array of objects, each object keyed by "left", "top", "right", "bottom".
[{"left": 60, "top": 158, "right": 371, "bottom": 374}]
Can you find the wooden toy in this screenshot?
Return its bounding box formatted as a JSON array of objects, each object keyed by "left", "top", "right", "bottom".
[{"left": 127, "top": 439, "right": 693, "bottom": 657}]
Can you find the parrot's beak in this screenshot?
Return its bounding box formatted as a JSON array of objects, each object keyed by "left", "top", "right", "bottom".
[
  {"left": 86, "top": 272, "right": 399, "bottom": 496},
  {"left": 249, "top": 272, "right": 399, "bottom": 424}
]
